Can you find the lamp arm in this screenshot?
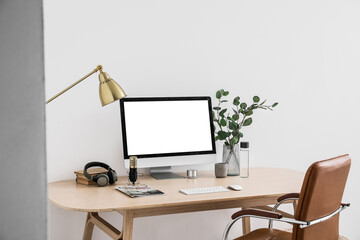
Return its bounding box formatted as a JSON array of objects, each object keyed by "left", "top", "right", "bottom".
[{"left": 46, "top": 65, "right": 103, "bottom": 104}]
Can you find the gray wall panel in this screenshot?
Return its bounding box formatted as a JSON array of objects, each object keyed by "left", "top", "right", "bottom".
[{"left": 0, "top": 0, "right": 46, "bottom": 239}]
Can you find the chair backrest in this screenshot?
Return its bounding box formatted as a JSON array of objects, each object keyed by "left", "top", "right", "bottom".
[{"left": 292, "top": 154, "right": 351, "bottom": 240}]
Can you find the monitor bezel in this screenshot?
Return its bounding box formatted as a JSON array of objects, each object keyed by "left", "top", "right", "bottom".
[{"left": 120, "top": 96, "right": 216, "bottom": 159}]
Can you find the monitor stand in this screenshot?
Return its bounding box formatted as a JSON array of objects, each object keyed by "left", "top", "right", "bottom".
[{"left": 150, "top": 166, "right": 185, "bottom": 180}]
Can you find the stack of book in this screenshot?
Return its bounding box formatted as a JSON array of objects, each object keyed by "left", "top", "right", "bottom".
[{"left": 74, "top": 167, "right": 107, "bottom": 185}]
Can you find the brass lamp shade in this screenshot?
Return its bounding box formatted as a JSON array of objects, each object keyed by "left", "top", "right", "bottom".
[{"left": 98, "top": 71, "right": 127, "bottom": 106}]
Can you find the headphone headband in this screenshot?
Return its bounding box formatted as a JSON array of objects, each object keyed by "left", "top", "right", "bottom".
[{"left": 83, "top": 161, "right": 112, "bottom": 181}]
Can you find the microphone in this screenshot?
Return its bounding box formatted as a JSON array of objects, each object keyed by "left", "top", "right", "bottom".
[{"left": 129, "top": 156, "right": 138, "bottom": 185}]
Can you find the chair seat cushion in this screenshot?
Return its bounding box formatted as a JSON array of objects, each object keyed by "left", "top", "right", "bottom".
[{"left": 234, "top": 228, "right": 292, "bottom": 240}]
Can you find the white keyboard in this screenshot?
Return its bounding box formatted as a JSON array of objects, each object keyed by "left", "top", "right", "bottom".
[{"left": 179, "top": 186, "right": 230, "bottom": 195}]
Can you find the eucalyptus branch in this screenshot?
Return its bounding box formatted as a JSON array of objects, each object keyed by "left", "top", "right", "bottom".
[
  {"left": 238, "top": 114, "right": 247, "bottom": 131},
  {"left": 226, "top": 113, "right": 231, "bottom": 145},
  {"left": 216, "top": 100, "right": 222, "bottom": 131},
  {"left": 236, "top": 105, "right": 240, "bottom": 125},
  {"left": 213, "top": 89, "right": 278, "bottom": 147}
]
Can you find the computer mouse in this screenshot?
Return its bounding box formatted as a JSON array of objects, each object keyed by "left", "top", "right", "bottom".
[{"left": 228, "top": 185, "right": 242, "bottom": 191}]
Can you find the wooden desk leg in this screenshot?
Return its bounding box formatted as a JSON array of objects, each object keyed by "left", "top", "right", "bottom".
[
  {"left": 122, "top": 210, "right": 134, "bottom": 240},
  {"left": 293, "top": 200, "right": 298, "bottom": 212},
  {"left": 242, "top": 217, "right": 251, "bottom": 235},
  {"left": 242, "top": 208, "right": 251, "bottom": 235},
  {"left": 83, "top": 212, "right": 95, "bottom": 240}
]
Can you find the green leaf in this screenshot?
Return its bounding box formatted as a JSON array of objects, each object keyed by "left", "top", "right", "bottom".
[
  {"left": 220, "top": 118, "right": 227, "bottom": 127},
  {"left": 233, "top": 108, "right": 238, "bottom": 114},
  {"left": 221, "top": 100, "right": 228, "bottom": 103},
  {"left": 233, "top": 97, "right": 240, "bottom": 106},
  {"left": 240, "top": 102, "right": 247, "bottom": 109},
  {"left": 272, "top": 102, "right": 278, "bottom": 107},
  {"left": 260, "top": 100, "right": 267, "bottom": 105},
  {"left": 227, "top": 116, "right": 232, "bottom": 120},
  {"left": 232, "top": 114, "right": 239, "bottom": 121},
  {"left": 215, "top": 136, "right": 219, "bottom": 141},
  {"left": 219, "top": 109, "right": 227, "bottom": 117},
  {"left": 213, "top": 107, "right": 221, "bottom": 110},
  {"left": 229, "top": 121, "right": 238, "bottom": 130},
  {"left": 218, "top": 131, "right": 228, "bottom": 140},
  {"left": 230, "top": 136, "right": 239, "bottom": 145},
  {"left": 249, "top": 104, "right": 258, "bottom": 110},
  {"left": 245, "top": 110, "right": 253, "bottom": 116},
  {"left": 212, "top": 111, "right": 215, "bottom": 118},
  {"left": 223, "top": 91, "right": 229, "bottom": 96},
  {"left": 216, "top": 90, "right": 222, "bottom": 99},
  {"left": 253, "top": 96, "right": 260, "bottom": 103},
  {"left": 238, "top": 132, "right": 244, "bottom": 138},
  {"left": 243, "top": 118, "right": 253, "bottom": 126}
]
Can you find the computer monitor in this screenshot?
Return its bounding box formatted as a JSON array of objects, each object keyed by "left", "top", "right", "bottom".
[{"left": 120, "top": 96, "right": 216, "bottom": 179}]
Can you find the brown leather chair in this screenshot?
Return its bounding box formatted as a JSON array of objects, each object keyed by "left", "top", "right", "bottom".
[{"left": 223, "top": 154, "right": 351, "bottom": 240}]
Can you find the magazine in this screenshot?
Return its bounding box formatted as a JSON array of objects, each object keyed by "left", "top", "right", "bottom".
[{"left": 116, "top": 186, "right": 165, "bottom": 198}]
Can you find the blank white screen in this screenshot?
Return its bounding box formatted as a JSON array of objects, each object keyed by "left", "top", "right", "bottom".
[{"left": 123, "top": 100, "right": 214, "bottom": 156}]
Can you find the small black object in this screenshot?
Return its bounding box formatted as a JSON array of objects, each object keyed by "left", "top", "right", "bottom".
[
  {"left": 240, "top": 142, "right": 249, "bottom": 148},
  {"left": 129, "top": 168, "right": 137, "bottom": 184},
  {"left": 129, "top": 156, "right": 138, "bottom": 184},
  {"left": 83, "top": 162, "right": 117, "bottom": 187}
]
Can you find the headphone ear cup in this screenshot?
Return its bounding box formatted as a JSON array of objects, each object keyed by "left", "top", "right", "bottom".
[
  {"left": 111, "top": 170, "right": 117, "bottom": 184},
  {"left": 107, "top": 169, "right": 117, "bottom": 184},
  {"left": 95, "top": 173, "right": 109, "bottom": 187}
]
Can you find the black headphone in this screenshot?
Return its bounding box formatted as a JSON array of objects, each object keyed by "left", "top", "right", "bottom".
[{"left": 83, "top": 162, "right": 117, "bottom": 187}]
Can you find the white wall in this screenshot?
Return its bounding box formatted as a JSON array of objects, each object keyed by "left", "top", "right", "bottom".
[{"left": 44, "top": 0, "right": 360, "bottom": 239}]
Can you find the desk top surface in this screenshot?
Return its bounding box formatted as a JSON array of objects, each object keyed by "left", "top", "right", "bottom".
[{"left": 48, "top": 168, "right": 304, "bottom": 212}]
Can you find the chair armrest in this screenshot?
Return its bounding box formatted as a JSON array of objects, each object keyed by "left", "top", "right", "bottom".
[
  {"left": 231, "top": 208, "right": 282, "bottom": 220},
  {"left": 300, "top": 203, "right": 350, "bottom": 229},
  {"left": 223, "top": 209, "right": 306, "bottom": 240},
  {"left": 224, "top": 203, "right": 351, "bottom": 240},
  {"left": 277, "top": 193, "right": 300, "bottom": 202},
  {"left": 269, "top": 193, "right": 300, "bottom": 229}
]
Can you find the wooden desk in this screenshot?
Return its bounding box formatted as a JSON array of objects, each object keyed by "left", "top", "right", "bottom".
[{"left": 49, "top": 168, "right": 304, "bottom": 240}]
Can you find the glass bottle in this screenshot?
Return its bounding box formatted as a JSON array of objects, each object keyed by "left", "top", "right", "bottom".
[{"left": 240, "top": 142, "right": 249, "bottom": 178}]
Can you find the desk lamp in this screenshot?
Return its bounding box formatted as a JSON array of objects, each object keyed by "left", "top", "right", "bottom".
[{"left": 46, "top": 65, "right": 126, "bottom": 106}]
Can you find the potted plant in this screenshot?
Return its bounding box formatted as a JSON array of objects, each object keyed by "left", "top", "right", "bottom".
[{"left": 213, "top": 89, "right": 278, "bottom": 175}]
